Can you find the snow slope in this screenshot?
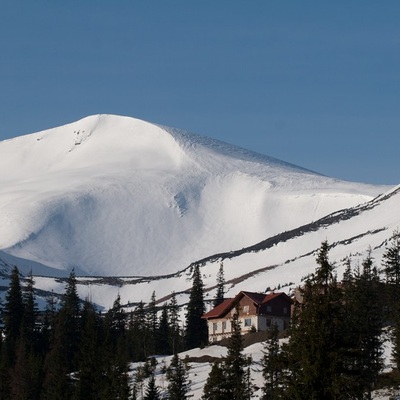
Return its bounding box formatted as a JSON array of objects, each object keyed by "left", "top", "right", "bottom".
[
  {"left": 0, "top": 114, "right": 386, "bottom": 278},
  {"left": 131, "top": 335, "right": 395, "bottom": 400}
]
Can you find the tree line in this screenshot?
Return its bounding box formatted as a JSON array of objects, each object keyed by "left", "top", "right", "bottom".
[
  {"left": 0, "top": 263, "right": 209, "bottom": 399},
  {"left": 1, "top": 231, "right": 400, "bottom": 399},
  {"left": 259, "top": 233, "right": 400, "bottom": 400}
]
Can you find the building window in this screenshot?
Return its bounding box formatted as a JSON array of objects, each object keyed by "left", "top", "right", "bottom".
[
  {"left": 266, "top": 305, "right": 272, "bottom": 313},
  {"left": 266, "top": 319, "right": 271, "bottom": 327},
  {"left": 243, "top": 305, "right": 249, "bottom": 314},
  {"left": 244, "top": 318, "right": 252, "bottom": 327},
  {"left": 222, "top": 321, "right": 227, "bottom": 331},
  {"left": 213, "top": 322, "right": 218, "bottom": 332},
  {"left": 283, "top": 307, "right": 288, "bottom": 314}
]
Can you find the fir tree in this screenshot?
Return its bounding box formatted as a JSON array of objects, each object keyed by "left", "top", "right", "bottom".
[
  {"left": 383, "top": 229, "right": 400, "bottom": 287},
  {"left": 262, "top": 323, "right": 284, "bottom": 400},
  {"left": 4, "top": 266, "right": 24, "bottom": 350},
  {"left": 157, "top": 303, "right": 170, "bottom": 355},
  {"left": 224, "top": 305, "right": 253, "bottom": 400},
  {"left": 41, "top": 316, "right": 72, "bottom": 400},
  {"left": 286, "top": 241, "right": 345, "bottom": 400},
  {"left": 74, "top": 300, "right": 105, "bottom": 400},
  {"left": 185, "top": 264, "right": 207, "bottom": 349},
  {"left": 214, "top": 262, "right": 225, "bottom": 307},
  {"left": 131, "top": 301, "right": 147, "bottom": 360},
  {"left": 102, "top": 295, "right": 131, "bottom": 399},
  {"left": 382, "top": 230, "right": 400, "bottom": 370},
  {"left": 202, "top": 361, "right": 230, "bottom": 400},
  {"left": 169, "top": 292, "right": 182, "bottom": 354},
  {"left": 21, "top": 271, "right": 39, "bottom": 349},
  {"left": 58, "top": 269, "right": 81, "bottom": 372},
  {"left": 146, "top": 291, "right": 158, "bottom": 355},
  {"left": 351, "top": 251, "right": 384, "bottom": 399},
  {"left": 143, "top": 372, "right": 161, "bottom": 400},
  {"left": 105, "top": 293, "right": 127, "bottom": 349},
  {"left": 166, "top": 353, "right": 189, "bottom": 400}
]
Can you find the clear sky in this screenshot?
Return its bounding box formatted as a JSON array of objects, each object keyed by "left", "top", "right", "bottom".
[{"left": 1, "top": 1, "right": 399, "bottom": 185}]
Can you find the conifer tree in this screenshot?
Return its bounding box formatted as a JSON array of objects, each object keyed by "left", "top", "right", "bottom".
[
  {"left": 185, "top": 264, "right": 207, "bottom": 349},
  {"left": 4, "top": 266, "right": 24, "bottom": 351},
  {"left": 131, "top": 301, "right": 147, "bottom": 360},
  {"left": 41, "top": 316, "right": 72, "bottom": 400},
  {"left": 224, "top": 305, "right": 253, "bottom": 400},
  {"left": 102, "top": 339, "right": 131, "bottom": 400},
  {"left": 105, "top": 293, "right": 127, "bottom": 348},
  {"left": 202, "top": 362, "right": 230, "bottom": 400},
  {"left": 74, "top": 300, "right": 105, "bottom": 400},
  {"left": 214, "top": 262, "right": 225, "bottom": 307},
  {"left": 157, "top": 303, "right": 170, "bottom": 355},
  {"left": 351, "top": 251, "right": 384, "bottom": 399},
  {"left": 143, "top": 372, "right": 161, "bottom": 400},
  {"left": 166, "top": 353, "right": 189, "bottom": 400},
  {"left": 286, "top": 241, "right": 345, "bottom": 399},
  {"left": 11, "top": 274, "right": 43, "bottom": 400},
  {"left": 146, "top": 291, "right": 158, "bottom": 355},
  {"left": 58, "top": 269, "right": 81, "bottom": 372},
  {"left": 21, "top": 271, "right": 39, "bottom": 349},
  {"left": 383, "top": 229, "right": 400, "bottom": 287},
  {"left": 102, "top": 294, "right": 131, "bottom": 399},
  {"left": 262, "top": 323, "right": 284, "bottom": 400},
  {"left": 169, "top": 292, "right": 182, "bottom": 354},
  {"left": 382, "top": 230, "right": 400, "bottom": 369}
]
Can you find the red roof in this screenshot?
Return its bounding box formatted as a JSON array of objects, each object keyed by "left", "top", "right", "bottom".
[
  {"left": 241, "top": 291, "right": 267, "bottom": 304},
  {"left": 262, "top": 292, "right": 292, "bottom": 304},
  {"left": 202, "top": 298, "right": 235, "bottom": 319},
  {"left": 202, "top": 291, "right": 292, "bottom": 319}
]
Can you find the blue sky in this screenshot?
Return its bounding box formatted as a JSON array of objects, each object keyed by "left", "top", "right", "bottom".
[{"left": 1, "top": 1, "right": 399, "bottom": 184}]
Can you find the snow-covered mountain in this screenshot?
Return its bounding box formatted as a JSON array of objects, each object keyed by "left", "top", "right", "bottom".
[{"left": 0, "top": 114, "right": 396, "bottom": 308}]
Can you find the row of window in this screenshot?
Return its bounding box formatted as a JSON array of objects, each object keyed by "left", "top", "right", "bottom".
[
  {"left": 212, "top": 318, "right": 255, "bottom": 331},
  {"left": 233, "top": 305, "right": 288, "bottom": 315},
  {"left": 212, "top": 317, "right": 277, "bottom": 332}
]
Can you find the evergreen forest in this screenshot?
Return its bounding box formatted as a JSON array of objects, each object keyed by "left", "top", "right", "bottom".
[{"left": 1, "top": 232, "right": 400, "bottom": 399}]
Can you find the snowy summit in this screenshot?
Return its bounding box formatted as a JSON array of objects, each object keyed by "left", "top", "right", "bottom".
[{"left": 0, "top": 114, "right": 388, "bottom": 279}]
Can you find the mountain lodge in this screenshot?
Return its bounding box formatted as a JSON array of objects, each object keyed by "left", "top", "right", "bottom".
[{"left": 202, "top": 291, "right": 292, "bottom": 343}]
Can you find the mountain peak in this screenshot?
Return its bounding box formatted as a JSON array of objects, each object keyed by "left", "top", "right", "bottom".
[{"left": 0, "top": 115, "right": 388, "bottom": 277}]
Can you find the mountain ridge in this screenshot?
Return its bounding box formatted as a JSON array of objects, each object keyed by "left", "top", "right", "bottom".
[{"left": 0, "top": 115, "right": 393, "bottom": 295}]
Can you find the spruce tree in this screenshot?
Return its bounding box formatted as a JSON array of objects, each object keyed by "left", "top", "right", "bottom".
[
  {"left": 157, "top": 303, "right": 170, "bottom": 355},
  {"left": 21, "top": 271, "right": 39, "bottom": 349},
  {"left": 41, "top": 316, "right": 72, "bottom": 400},
  {"left": 74, "top": 300, "right": 105, "bottom": 400},
  {"left": 102, "top": 294, "right": 131, "bottom": 399},
  {"left": 146, "top": 291, "right": 158, "bottom": 355},
  {"left": 185, "top": 264, "right": 207, "bottom": 349},
  {"left": 214, "top": 262, "right": 225, "bottom": 307},
  {"left": 11, "top": 273, "right": 43, "bottom": 400},
  {"left": 58, "top": 269, "right": 81, "bottom": 372},
  {"left": 262, "top": 323, "right": 284, "bottom": 400},
  {"left": 202, "top": 362, "right": 230, "bottom": 400},
  {"left": 382, "top": 229, "right": 400, "bottom": 287},
  {"left": 105, "top": 293, "right": 127, "bottom": 349},
  {"left": 224, "top": 305, "right": 253, "bottom": 400},
  {"left": 382, "top": 230, "right": 400, "bottom": 369},
  {"left": 351, "top": 251, "right": 384, "bottom": 399},
  {"left": 131, "top": 301, "right": 147, "bottom": 360},
  {"left": 166, "top": 353, "right": 189, "bottom": 400},
  {"left": 286, "top": 241, "right": 345, "bottom": 400},
  {"left": 169, "top": 292, "right": 182, "bottom": 354},
  {"left": 4, "top": 266, "right": 24, "bottom": 351},
  {"left": 143, "top": 372, "right": 161, "bottom": 400}
]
